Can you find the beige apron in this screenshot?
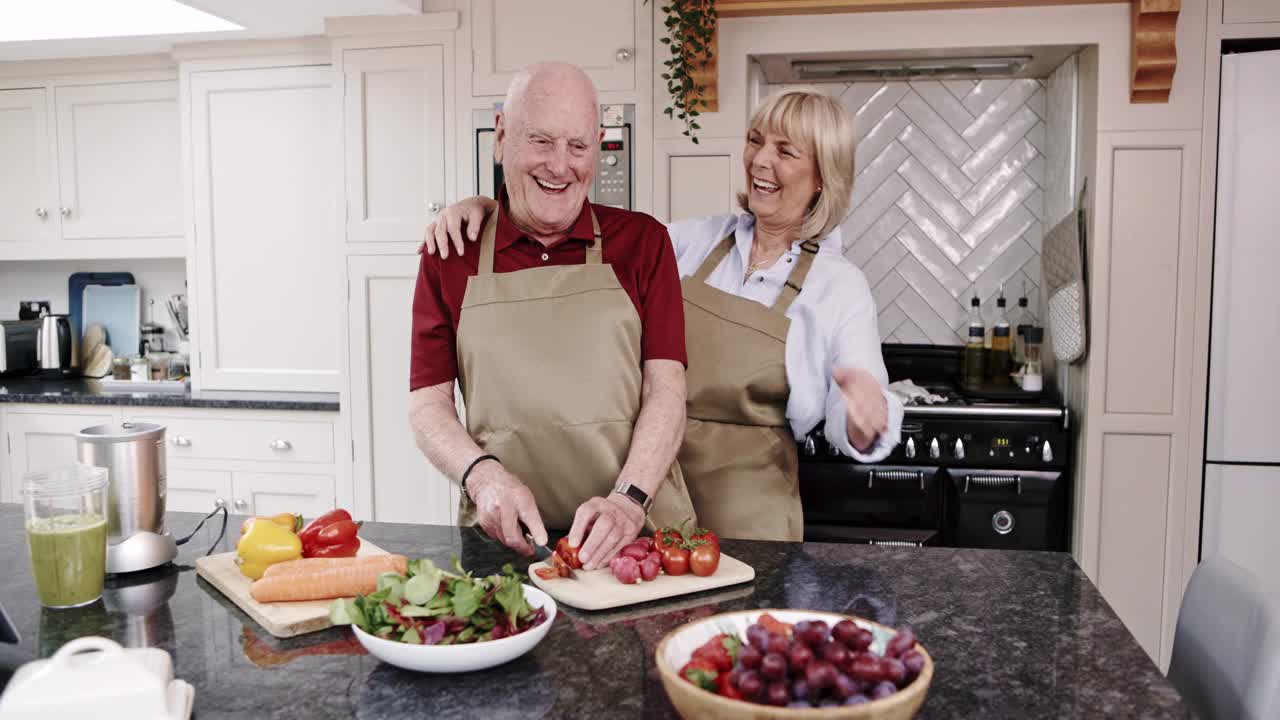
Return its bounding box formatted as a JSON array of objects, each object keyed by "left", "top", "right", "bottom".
[
  {"left": 455, "top": 208, "right": 697, "bottom": 531},
  {"left": 678, "top": 234, "right": 818, "bottom": 541}
]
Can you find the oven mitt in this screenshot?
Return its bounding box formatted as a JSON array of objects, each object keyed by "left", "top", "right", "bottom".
[{"left": 1041, "top": 186, "right": 1089, "bottom": 364}]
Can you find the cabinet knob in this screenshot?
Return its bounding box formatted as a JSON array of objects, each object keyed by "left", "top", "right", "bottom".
[
  {"left": 233, "top": 498, "right": 248, "bottom": 511},
  {"left": 269, "top": 438, "right": 292, "bottom": 451},
  {"left": 59, "top": 207, "right": 71, "bottom": 218},
  {"left": 904, "top": 437, "right": 916, "bottom": 459},
  {"left": 172, "top": 434, "right": 191, "bottom": 447},
  {"left": 35, "top": 208, "right": 47, "bottom": 219},
  {"left": 953, "top": 438, "right": 966, "bottom": 460},
  {"left": 616, "top": 48, "right": 632, "bottom": 63},
  {"left": 427, "top": 202, "right": 442, "bottom": 213},
  {"left": 214, "top": 498, "right": 226, "bottom": 509}
]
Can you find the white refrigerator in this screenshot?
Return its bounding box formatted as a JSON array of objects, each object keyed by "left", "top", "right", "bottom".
[{"left": 1202, "top": 48, "right": 1280, "bottom": 598}]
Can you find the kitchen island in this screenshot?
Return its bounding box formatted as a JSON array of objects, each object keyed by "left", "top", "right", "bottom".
[{"left": 0, "top": 506, "right": 1187, "bottom": 718}]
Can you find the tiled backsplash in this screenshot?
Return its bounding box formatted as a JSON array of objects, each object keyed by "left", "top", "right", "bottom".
[{"left": 773, "top": 68, "right": 1076, "bottom": 344}]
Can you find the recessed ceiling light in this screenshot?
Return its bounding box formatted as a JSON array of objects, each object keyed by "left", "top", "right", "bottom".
[{"left": 0, "top": 0, "right": 243, "bottom": 43}]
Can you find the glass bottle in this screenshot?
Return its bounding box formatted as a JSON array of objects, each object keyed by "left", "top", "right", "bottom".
[
  {"left": 988, "top": 295, "right": 1012, "bottom": 385},
  {"left": 1011, "top": 295, "right": 1028, "bottom": 364},
  {"left": 1021, "top": 326, "right": 1044, "bottom": 392},
  {"left": 962, "top": 296, "right": 985, "bottom": 390}
]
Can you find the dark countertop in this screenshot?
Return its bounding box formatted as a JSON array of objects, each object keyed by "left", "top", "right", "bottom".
[
  {"left": 0, "top": 377, "right": 339, "bottom": 411},
  {"left": 0, "top": 506, "right": 1187, "bottom": 718}
]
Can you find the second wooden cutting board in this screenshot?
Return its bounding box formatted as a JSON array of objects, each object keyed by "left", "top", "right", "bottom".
[{"left": 527, "top": 552, "right": 755, "bottom": 610}]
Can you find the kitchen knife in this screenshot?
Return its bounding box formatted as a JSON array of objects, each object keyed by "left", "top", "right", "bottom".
[{"left": 519, "top": 522, "right": 574, "bottom": 578}]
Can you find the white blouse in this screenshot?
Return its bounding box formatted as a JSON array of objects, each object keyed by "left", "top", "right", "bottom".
[{"left": 666, "top": 213, "right": 903, "bottom": 462}]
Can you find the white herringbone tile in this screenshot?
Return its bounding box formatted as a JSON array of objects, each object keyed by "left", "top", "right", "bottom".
[
  {"left": 897, "top": 157, "right": 971, "bottom": 231},
  {"left": 894, "top": 286, "right": 964, "bottom": 344},
  {"left": 860, "top": 234, "right": 909, "bottom": 285},
  {"left": 894, "top": 252, "right": 969, "bottom": 328},
  {"left": 1025, "top": 189, "right": 1046, "bottom": 223},
  {"left": 943, "top": 80, "right": 976, "bottom": 103},
  {"left": 847, "top": 173, "right": 909, "bottom": 240},
  {"left": 872, "top": 268, "right": 909, "bottom": 309},
  {"left": 895, "top": 223, "right": 971, "bottom": 298},
  {"left": 960, "top": 204, "right": 1035, "bottom": 280},
  {"left": 959, "top": 139, "right": 1038, "bottom": 216},
  {"left": 1025, "top": 121, "right": 1046, "bottom": 153},
  {"left": 898, "top": 90, "right": 971, "bottom": 165},
  {"left": 841, "top": 83, "right": 887, "bottom": 125},
  {"left": 910, "top": 81, "right": 974, "bottom": 135},
  {"left": 846, "top": 205, "right": 907, "bottom": 262},
  {"left": 972, "top": 238, "right": 1036, "bottom": 301},
  {"left": 1027, "top": 85, "right": 1046, "bottom": 120},
  {"left": 856, "top": 109, "right": 912, "bottom": 176},
  {"left": 961, "top": 79, "right": 1040, "bottom": 149},
  {"left": 960, "top": 106, "right": 1040, "bottom": 181},
  {"left": 852, "top": 83, "right": 910, "bottom": 142},
  {"left": 962, "top": 79, "right": 1012, "bottom": 115},
  {"left": 897, "top": 125, "right": 972, "bottom": 196},
  {"left": 1023, "top": 219, "right": 1045, "bottom": 253},
  {"left": 961, "top": 172, "right": 1038, "bottom": 247},
  {"left": 891, "top": 316, "right": 931, "bottom": 344},
  {"left": 852, "top": 141, "right": 910, "bottom": 206},
  {"left": 1026, "top": 154, "right": 1046, "bottom": 187},
  {"left": 896, "top": 190, "right": 971, "bottom": 261},
  {"left": 877, "top": 303, "right": 908, "bottom": 341}
]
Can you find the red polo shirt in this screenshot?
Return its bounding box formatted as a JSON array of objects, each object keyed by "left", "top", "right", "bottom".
[{"left": 409, "top": 197, "right": 687, "bottom": 390}]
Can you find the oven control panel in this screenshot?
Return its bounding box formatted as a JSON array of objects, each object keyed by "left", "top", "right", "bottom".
[{"left": 801, "top": 423, "right": 1067, "bottom": 471}]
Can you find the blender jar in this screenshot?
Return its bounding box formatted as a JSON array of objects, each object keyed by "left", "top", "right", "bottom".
[{"left": 22, "top": 465, "right": 110, "bottom": 608}]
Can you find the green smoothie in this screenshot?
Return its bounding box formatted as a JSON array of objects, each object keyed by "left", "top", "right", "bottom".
[{"left": 26, "top": 514, "right": 108, "bottom": 608}]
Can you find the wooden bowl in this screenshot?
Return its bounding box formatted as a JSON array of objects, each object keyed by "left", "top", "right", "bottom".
[{"left": 656, "top": 609, "right": 934, "bottom": 719}]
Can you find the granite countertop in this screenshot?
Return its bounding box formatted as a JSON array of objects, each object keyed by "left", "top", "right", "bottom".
[
  {"left": 0, "top": 506, "right": 1188, "bottom": 718},
  {"left": 0, "top": 377, "right": 339, "bottom": 411}
]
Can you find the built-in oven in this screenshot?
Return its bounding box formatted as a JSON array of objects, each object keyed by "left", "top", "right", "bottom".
[
  {"left": 799, "top": 460, "right": 944, "bottom": 546},
  {"left": 474, "top": 103, "right": 634, "bottom": 209},
  {"left": 944, "top": 468, "right": 1068, "bottom": 551}
]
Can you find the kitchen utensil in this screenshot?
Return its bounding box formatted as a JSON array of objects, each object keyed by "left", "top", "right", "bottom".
[
  {"left": 0, "top": 320, "right": 39, "bottom": 375},
  {"left": 22, "top": 465, "right": 110, "bottom": 608},
  {"left": 518, "top": 520, "right": 570, "bottom": 576},
  {"left": 656, "top": 609, "right": 933, "bottom": 720},
  {"left": 165, "top": 294, "right": 188, "bottom": 340},
  {"left": 81, "top": 323, "right": 106, "bottom": 365},
  {"left": 17, "top": 301, "right": 50, "bottom": 321},
  {"left": 68, "top": 272, "right": 134, "bottom": 340},
  {"left": 82, "top": 343, "right": 113, "bottom": 379},
  {"left": 36, "top": 313, "right": 75, "bottom": 374},
  {"left": 76, "top": 422, "right": 177, "bottom": 574},
  {"left": 0, "top": 636, "right": 193, "bottom": 720},
  {"left": 527, "top": 552, "right": 754, "bottom": 611},
  {"left": 194, "top": 542, "right": 391, "bottom": 638},
  {"left": 350, "top": 585, "right": 556, "bottom": 673},
  {"left": 82, "top": 284, "right": 141, "bottom": 358}
]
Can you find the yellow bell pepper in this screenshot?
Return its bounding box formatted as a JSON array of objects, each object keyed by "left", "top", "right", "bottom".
[
  {"left": 236, "top": 519, "right": 302, "bottom": 580},
  {"left": 239, "top": 513, "right": 303, "bottom": 537}
]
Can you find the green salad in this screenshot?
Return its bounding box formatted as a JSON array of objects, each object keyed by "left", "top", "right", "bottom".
[{"left": 329, "top": 558, "right": 548, "bottom": 645}]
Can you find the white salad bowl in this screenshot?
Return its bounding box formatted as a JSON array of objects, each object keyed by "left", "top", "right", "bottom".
[{"left": 351, "top": 584, "right": 557, "bottom": 673}]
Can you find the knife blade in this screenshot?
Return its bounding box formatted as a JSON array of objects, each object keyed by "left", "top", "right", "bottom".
[{"left": 520, "top": 522, "right": 574, "bottom": 578}]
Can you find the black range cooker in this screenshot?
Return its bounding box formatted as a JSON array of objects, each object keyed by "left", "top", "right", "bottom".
[{"left": 799, "top": 344, "right": 1071, "bottom": 552}]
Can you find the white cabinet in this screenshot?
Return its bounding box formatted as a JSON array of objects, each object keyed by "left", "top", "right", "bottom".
[
  {"left": 471, "top": 0, "right": 637, "bottom": 95},
  {"left": 0, "top": 81, "right": 183, "bottom": 260},
  {"left": 54, "top": 81, "right": 183, "bottom": 243},
  {"left": 2, "top": 409, "right": 116, "bottom": 502},
  {"left": 342, "top": 45, "right": 448, "bottom": 244},
  {"left": 166, "top": 468, "right": 233, "bottom": 515},
  {"left": 186, "top": 65, "right": 342, "bottom": 392},
  {"left": 347, "top": 255, "right": 456, "bottom": 525},
  {"left": 1223, "top": 0, "right": 1280, "bottom": 23},
  {"left": 0, "top": 88, "right": 56, "bottom": 247},
  {"left": 1202, "top": 464, "right": 1280, "bottom": 599}
]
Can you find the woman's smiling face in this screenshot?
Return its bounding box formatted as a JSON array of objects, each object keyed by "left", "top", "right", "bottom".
[{"left": 743, "top": 127, "right": 820, "bottom": 232}]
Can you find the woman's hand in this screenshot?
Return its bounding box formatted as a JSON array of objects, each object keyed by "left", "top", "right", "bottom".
[
  {"left": 420, "top": 196, "right": 498, "bottom": 259},
  {"left": 566, "top": 494, "right": 645, "bottom": 570},
  {"left": 833, "top": 367, "right": 888, "bottom": 452}
]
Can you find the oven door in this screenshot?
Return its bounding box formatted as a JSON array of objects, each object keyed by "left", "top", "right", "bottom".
[
  {"left": 945, "top": 469, "right": 1066, "bottom": 551},
  {"left": 799, "top": 461, "right": 942, "bottom": 541}
]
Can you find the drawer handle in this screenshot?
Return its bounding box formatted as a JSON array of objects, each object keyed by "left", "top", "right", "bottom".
[
  {"left": 214, "top": 498, "right": 226, "bottom": 509},
  {"left": 868, "top": 469, "right": 925, "bottom": 491},
  {"left": 269, "top": 438, "right": 293, "bottom": 451},
  {"left": 234, "top": 498, "right": 248, "bottom": 511},
  {"left": 964, "top": 475, "right": 1022, "bottom": 495},
  {"left": 172, "top": 435, "right": 192, "bottom": 447}
]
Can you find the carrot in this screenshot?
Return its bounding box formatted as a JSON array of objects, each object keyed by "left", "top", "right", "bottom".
[
  {"left": 261, "top": 554, "right": 406, "bottom": 579},
  {"left": 250, "top": 555, "right": 408, "bottom": 603}
]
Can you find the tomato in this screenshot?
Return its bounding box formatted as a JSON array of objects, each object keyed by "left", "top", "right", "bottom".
[
  {"left": 533, "top": 567, "right": 560, "bottom": 581},
  {"left": 308, "top": 538, "right": 359, "bottom": 558},
  {"left": 316, "top": 519, "right": 360, "bottom": 545},
  {"left": 758, "top": 612, "right": 794, "bottom": 638},
  {"left": 716, "top": 670, "right": 745, "bottom": 700},
  {"left": 692, "top": 634, "right": 738, "bottom": 671},
  {"left": 299, "top": 509, "right": 353, "bottom": 546},
  {"left": 689, "top": 542, "right": 720, "bottom": 577},
  {"left": 554, "top": 537, "right": 583, "bottom": 569},
  {"left": 679, "top": 657, "right": 719, "bottom": 692},
  {"left": 655, "top": 526, "right": 685, "bottom": 550},
  {"left": 658, "top": 544, "right": 690, "bottom": 576},
  {"left": 687, "top": 526, "right": 720, "bottom": 553}
]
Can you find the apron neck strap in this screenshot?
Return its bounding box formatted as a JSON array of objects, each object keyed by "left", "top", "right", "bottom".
[
  {"left": 771, "top": 239, "right": 820, "bottom": 314},
  {"left": 477, "top": 205, "right": 603, "bottom": 275},
  {"left": 693, "top": 233, "right": 736, "bottom": 282}
]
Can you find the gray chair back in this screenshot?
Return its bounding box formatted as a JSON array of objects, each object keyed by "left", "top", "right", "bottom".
[{"left": 1168, "top": 556, "right": 1280, "bottom": 720}]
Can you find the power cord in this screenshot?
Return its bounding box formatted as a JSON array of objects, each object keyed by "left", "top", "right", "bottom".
[{"left": 174, "top": 504, "right": 229, "bottom": 556}]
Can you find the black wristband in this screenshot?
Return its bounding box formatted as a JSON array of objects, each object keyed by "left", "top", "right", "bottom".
[{"left": 460, "top": 454, "right": 500, "bottom": 498}]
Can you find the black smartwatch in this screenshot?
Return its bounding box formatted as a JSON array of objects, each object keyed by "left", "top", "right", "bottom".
[{"left": 612, "top": 481, "right": 653, "bottom": 514}]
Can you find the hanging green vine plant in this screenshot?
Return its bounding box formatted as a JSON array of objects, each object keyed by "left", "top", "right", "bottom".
[{"left": 658, "top": 0, "right": 717, "bottom": 144}]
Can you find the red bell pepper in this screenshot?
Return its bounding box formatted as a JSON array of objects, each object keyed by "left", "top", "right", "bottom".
[{"left": 299, "top": 509, "right": 362, "bottom": 558}]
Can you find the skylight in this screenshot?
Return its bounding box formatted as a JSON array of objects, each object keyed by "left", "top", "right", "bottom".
[{"left": 0, "top": 0, "right": 243, "bottom": 43}]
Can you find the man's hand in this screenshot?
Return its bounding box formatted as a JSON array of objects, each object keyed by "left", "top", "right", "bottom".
[
  {"left": 566, "top": 494, "right": 645, "bottom": 570},
  {"left": 420, "top": 196, "right": 497, "bottom": 259},
  {"left": 833, "top": 366, "right": 888, "bottom": 452},
  {"left": 467, "top": 461, "right": 548, "bottom": 555}
]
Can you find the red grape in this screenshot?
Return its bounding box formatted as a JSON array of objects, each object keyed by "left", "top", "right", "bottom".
[
  {"left": 831, "top": 619, "right": 859, "bottom": 647},
  {"left": 821, "top": 641, "right": 849, "bottom": 667},
  {"left": 843, "top": 694, "right": 870, "bottom": 706},
  {"left": 804, "top": 659, "right": 837, "bottom": 689},
  {"left": 736, "top": 669, "right": 763, "bottom": 698},
  {"left": 832, "top": 672, "right": 858, "bottom": 700},
  {"left": 848, "top": 652, "right": 883, "bottom": 684},
  {"left": 765, "top": 680, "right": 790, "bottom": 706},
  {"left": 760, "top": 652, "right": 787, "bottom": 680},
  {"left": 787, "top": 643, "right": 813, "bottom": 672},
  {"left": 902, "top": 650, "right": 925, "bottom": 683},
  {"left": 746, "top": 624, "right": 769, "bottom": 652},
  {"left": 886, "top": 628, "right": 917, "bottom": 658},
  {"left": 765, "top": 632, "right": 789, "bottom": 657},
  {"left": 850, "top": 627, "right": 874, "bottom": 652},
  {"left": 871, "top": 680, "right": 898, "bottom": 700},
  {"left": 881, "top": 656, "right": 906, "bottom": 686},
  {"left": 738, "top": 643, "right": 763, "bottom": 669},
  {"left": 793, "top": 619, "right": 812, "bottom": 638},
  {"left": 791, "top": 678, "right": 812, "bottom": 701}
]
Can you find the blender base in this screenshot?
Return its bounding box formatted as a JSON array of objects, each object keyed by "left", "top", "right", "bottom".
[{"left": 107, "top": 531, "right": 178, "bottom": 574}]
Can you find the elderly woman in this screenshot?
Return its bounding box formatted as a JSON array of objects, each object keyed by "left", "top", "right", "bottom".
[{"left": 424, "top": 89, "right": 903, "bottom": 540}]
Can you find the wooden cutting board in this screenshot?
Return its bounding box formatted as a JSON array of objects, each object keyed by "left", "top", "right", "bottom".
[
  {"left": 196, "top": 542, "right": 390, "bottom": 638},
  {"left": 528, "top": 552, "right": 755, "bottom": 611}
]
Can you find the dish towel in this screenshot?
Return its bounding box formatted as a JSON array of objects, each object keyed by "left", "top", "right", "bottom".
[
  {"left": 888, "top": 380, "right": 948, "bottom": 406},
  {"left": 1041, "top": 181, "right": 1089, "bottom": 363}
]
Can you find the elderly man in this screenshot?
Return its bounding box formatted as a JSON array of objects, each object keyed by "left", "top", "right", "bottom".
[{"left": 408, "top": 62, "right": 696, "bottom": 570}]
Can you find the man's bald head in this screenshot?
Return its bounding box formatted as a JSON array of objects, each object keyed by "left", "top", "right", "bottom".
[{"left": 502, "top": 61, "right": 599, "bottom": 129}]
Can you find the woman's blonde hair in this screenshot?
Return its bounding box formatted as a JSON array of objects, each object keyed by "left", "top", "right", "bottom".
[{"left": 736, "top": 88, "right": 856, "bottom": 241}]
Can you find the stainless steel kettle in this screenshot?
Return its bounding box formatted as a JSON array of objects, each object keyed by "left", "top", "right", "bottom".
[
  {"left": 36, "top": 314, "right": 74, "bottom": 374},
  {"left": 76, "top": 422, "right": 177, "bottom": 574}
]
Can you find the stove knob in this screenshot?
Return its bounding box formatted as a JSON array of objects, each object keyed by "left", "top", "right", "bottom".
[
  {"left": 928, "top": 437, "right": 940, "bottom": 460},
  {"left": 904, "top": 437, "right": 916, "bottom": 459},
  {"left": 828, "top": 442, "right": 842, "bottom": 457},
  {"left": 803, "top": 436, "right": 816, "bottom": 456},
  {"left": 953, "top": 438, "right": 965, "bottom": 460},
  {"left": 1041, "top": 440, "right": 1053, "bottom": 463}
]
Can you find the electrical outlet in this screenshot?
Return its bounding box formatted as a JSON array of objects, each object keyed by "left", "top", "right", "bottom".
[{"left": 18, "top": 301, "right": 51, "bottom": 320}]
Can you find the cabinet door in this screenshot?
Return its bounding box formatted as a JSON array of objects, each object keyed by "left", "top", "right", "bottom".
[
  {"left": 1223, "top": 0, "right": 1280, "bottom": 23},
  {"left": 188, "top": 66, "right": 342, "bottom": 392},
  {"left": 1202, "top": 464, "right": 1280, "bottom": 600},
  {"left": 233, "top": 472, "right": 335, "bottom": 518},
  {"left": 472, "top": 0, "right": 636, "bottom": 95},
  {"left": 348, "top": 255, "right": 457, "bottom": 525},
  {"left": 166, "top": 468, "right": 233, "bottom": 515},
  {"left": 343, "top": 45, "right": 447, "bottom": 244},
  {"left": 4, "top": 411, "right": 116, "bottom": 501},
  {"left": 0, "top": 88, "right": 57, "bottom": 246},
  {"left": 54, "top": 81, "right": 182, "bottom": 244}
]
